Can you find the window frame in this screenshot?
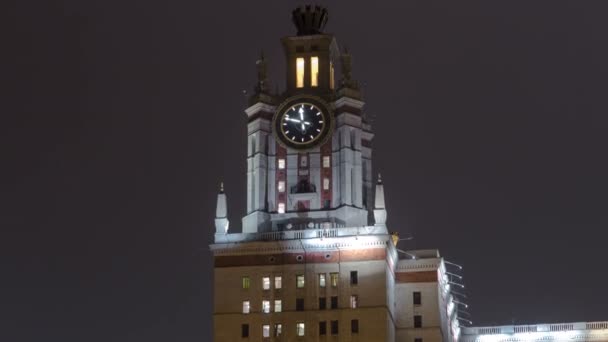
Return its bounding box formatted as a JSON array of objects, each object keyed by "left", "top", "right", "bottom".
[
  {"left": 296, "top": 322, "right": 305, "bottom": 337},
  {"left": 262, "top": 276, "right": 270, "bottom": 290},
  {"left": 331, "top": 320, "right": 339, "bottom": 335},
  {"left": 296, "top": 274, "right": 305, "bottom": 288},
  {"left": 319, "top": 274, "right": 326, "bottom": 288}
]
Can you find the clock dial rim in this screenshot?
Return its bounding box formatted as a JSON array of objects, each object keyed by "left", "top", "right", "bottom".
[
  {"left": 279, "top": 102, "right": 325, "bottom": 146},
  {"left": 272, "top": 95, "right": 333, "bottom": 151}
]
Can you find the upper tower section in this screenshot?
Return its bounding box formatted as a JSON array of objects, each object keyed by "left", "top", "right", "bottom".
[
  {"left": 282, "top": 5, "right": 340, "bottom": 95},
  {"left": 240, "top": 5, "right": 375, "bottom": 235}
]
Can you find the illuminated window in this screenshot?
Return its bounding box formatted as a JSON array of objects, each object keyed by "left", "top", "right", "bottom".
[
  {"left": 323, "top": 156, "right": 330, "bottom": 168},
  {"left": 296, "top": 322, "right": 305, "bottom": 336},
  {"left": 350, "top": 295, "right": 358, "bottom": 308},
  {"left": 296, "top": 58, "right": 305, "bottom": 88},
  {"left": 319, "top": 274, "right": 326, "bottom": 288},
  {"left": 350, "top": 271, "right": 358, "bottom": 285},
  {"left": 351, "top": 320, "right": 359, "bottom": 334},
  {"left": 242, "top": 276, "right": 250, "bottom": 289},
  {"left": 278, "top": 181, "right": 285, "bottom": 192},
  {"left": 242, "top": 301, "right": 250, "bottom": 314},
  {"left": 274, "top": 324, "right": 282, "bottom": 337},
  {"left": 331, "top": 320, "right": 339, "bottom": 335},
  {"left": 330, "top": 272, "right": 339, "bottom": 287},
  {"left": 330, "top": 61, "right": 335, "bottom": 89},
  {"left": 242, "top": 324, "right": 249, "bottom": 337},
  {"left": 262, "top": 324, "right": 270, "bottom": 338},
  {"left": 262, "top": 300, "right": 270, "bottom": 313},
  {"left": 278, "top": 158, "right": 285, "bottom": 169},
  {"left": 323, "top": 177, "right": 330, "bottom": 190},
  {"left": 274, "top": 276, "right": 282, "bottom": 289},
  {"left": 311, "top": 56, "right": 319, "bottom": 87},
  {"left": 278, "top": 202, "right": 285, "bottom": 213},
  {"left": 296, "top": 275, "right": 305, "bottom": 288},
  {"left": 262, "top": 276, "right": 270, "bottom": 290},
  {"left": 274, "top": 300, "right": 282, "bottom": 312}
]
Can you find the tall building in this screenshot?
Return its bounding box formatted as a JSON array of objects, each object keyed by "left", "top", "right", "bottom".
[
  {"left": 210, "top": 5, "right": 608, "bottom": 342},
  {"left": 211, "top": 5, "right": 457, "bottom": 341}
]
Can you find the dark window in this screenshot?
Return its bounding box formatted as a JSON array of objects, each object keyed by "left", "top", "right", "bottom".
[
  {"left": 331, "top": 296, "right": 338, "bottom": 309},
  {"left": 319, "top": 321, "right": 327, "bottom": 335},
  {"left": 351, "top": 319, "right": 359, "bottom": 334},
  {"left": 414, "top": 315, "right": 422, "bottom": 328},
  {"left": 241, "top": 324, "right": 249, "bottom": 337},
  {"left": 331, "top": 320, "right": 339, "bottom": 335},
  {"left": 319, "top": 297, "right": 326, "bottom": 310},
  {"left": 350, "top": 271, "right": 358, "bottom": 285},
  {"left": 296, "top": 298, "right": 304, "bottom": 311},
  {"left": 415, "top": 338, "right": 423, "bottom": 342},
  {"left": 413, "top": 291, "right": 421, "bottom": 305}
]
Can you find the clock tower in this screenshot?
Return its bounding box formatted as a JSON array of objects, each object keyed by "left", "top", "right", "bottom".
[
  {"left": 211, "top": 6, "right": 458, "bottom": 342},
  {"left": 241, "top": 6, "right": 374, "bottom": 234}
]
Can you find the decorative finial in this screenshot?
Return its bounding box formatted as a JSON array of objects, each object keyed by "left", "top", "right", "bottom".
[
  {"left": 255, "top": 51, "right": 269, "bottom": 94},
  {"left": 291, "top": 5, "right": 328, "bottom": 36},
  {"left": 220, "top": 182, "right": 224, "bottom": 193},
  {"left": 377, "top": 173, "right": 382, "bottom": 184},
  {"left": 340, "top": 49, "right": 358, "bottom": 89}
]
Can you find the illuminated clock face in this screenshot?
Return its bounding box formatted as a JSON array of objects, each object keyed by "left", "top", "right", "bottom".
[{"left": 278, "top": 102, "right": 327, "bottom": 147}]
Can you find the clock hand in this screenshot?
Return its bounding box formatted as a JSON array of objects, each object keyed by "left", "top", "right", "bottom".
[
  {"left": 298, "top": 108, "right": 304, "bottom": 121},
  {"left": 285, "top": 118, "right": 301, "bottom": 123}
]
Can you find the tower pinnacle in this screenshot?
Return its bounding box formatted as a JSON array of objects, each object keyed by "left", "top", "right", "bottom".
[
  {"left": 374, "top": 173, "right": 387, "bottom": 226},
  {"left": 215, "top": 182, "right": 229, "bottom": 234}
]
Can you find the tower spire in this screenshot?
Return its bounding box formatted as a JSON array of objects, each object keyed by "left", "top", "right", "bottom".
[
  {"left": 215, "top": 182, "right": 229, "bottom": 234},
  {"left": 374, "top": 173, "right": 387, "bottom": 226}
]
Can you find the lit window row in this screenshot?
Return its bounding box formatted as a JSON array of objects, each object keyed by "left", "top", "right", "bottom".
[
  {"left": 241, "top": 323, "right": 283, "bottom": 338},
  {"left": 242, "top": 276, "right": 282, "bottom": 290},
  {"left": 242, "top": 299, "right": 282, "bottom": 314},
  {"left": 277, "top": 156, "right": 330, "bottom": 170},
  {"left": 296, "top": 56, "right": 319, "bottom": 88},
  {"left": 240, "top": 320, "right": 358, "bottom": 338},
  {"left": 244, "top": 272, "right": 357, "bottom": 290}
]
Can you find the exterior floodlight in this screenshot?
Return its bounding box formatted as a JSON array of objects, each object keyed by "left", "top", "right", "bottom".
[
  {"left": 446, "top": 271, "right": 463, "bottom": 279},
  {"left": 444, "top": 260, "right": 463, "bottom": 269}
]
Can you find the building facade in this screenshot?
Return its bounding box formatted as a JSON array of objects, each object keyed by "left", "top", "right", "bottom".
[{"left": 210, "top": 5, "right": 607, "bottom": 342}]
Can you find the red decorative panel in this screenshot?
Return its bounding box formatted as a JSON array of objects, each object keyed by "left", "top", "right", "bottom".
[
  {"left": 320, "top": 141, "right": 332, "bottom": 209},
  {"left": 276, "top": 144, "right": 287, "bottom": 211},
  {"left": 215, "top": 248, "right": 387, "bottom": 268},
  {"left": 395, "top": 271, "right": 438, "bottom": 283}
]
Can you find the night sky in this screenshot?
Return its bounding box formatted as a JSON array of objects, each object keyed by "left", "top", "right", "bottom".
[{"left": 4, "top": 1, "right": 608, "bottom": 341}]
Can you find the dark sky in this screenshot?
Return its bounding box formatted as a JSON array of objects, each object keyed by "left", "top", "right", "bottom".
[{"left": 3, "top": 1, "right": 608, "bottom": 341}]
